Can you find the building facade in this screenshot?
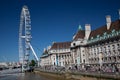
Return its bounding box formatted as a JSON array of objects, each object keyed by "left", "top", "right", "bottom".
[
  {"left": 87, "top": 18, "right": 120, "bottom": 68},
  {"left": 40, "top": 10, "right": 120, "bottom": 70},
  {"left": 40, "top": 50, "right": 50, "bottom": 67},
  {"left": 40, "top": 41, "right": 71, "bottom": 67},
  {"left": 50, "top": 42, "right": 71, "bottom": 67},
  {"left": 71, "top": 15, "right": 120, "bottom": 69},
  {"left": 71, "top": 25, "right": 90, "bottom": 68}
]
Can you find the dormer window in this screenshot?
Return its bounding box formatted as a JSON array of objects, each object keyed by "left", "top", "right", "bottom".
[
  {"left": 103, "top": 32, "right": 107, "bottom": 39},
  {"left": 96, "top": 35, "right": 100, "bottom": 40},
  {"left": 97, "top": 35, "right": 100, "bottom": 38},
  {"left": 104, "top": 32, "right": 107, "bottom": 35},
  {"left": 112, "top": 29, "right": 115, "bottom": 33},
  {"left": 91, "top": 37, "right": 93, "bottom": 40},
  {"left": 112, "top": 29, "right": 115, "bottom": 36}
]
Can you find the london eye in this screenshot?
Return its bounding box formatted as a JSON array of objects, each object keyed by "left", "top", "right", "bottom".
[{"left": 19, "top": 5, "right": 39, "bottom": 71}]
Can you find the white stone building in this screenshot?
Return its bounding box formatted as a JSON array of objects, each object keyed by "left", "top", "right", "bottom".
[
  {"left": 87, "top": 17, "right": 120, "bottom": 68},
  {"left": 71, "top": 12, "right": 120, "bottom": 69},
  {"left": 50, "top": 42, "right": 71, "bottom": 67},
  {"left": 71, "top": 25, "right": 90, "bottom": 68},
  {"left": 40, "top": 9, "right": 120, "bottom": 69},
  {"left": 40, "top": 49, "right": 50, "bottom": 67},
  {"left": 40, "top": 41, "right": 71, "bottom": 67}
]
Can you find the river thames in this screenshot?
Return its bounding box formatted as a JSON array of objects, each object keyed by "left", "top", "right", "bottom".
[
  {"left": 0, "top": 69, "right": 50, "bottom": 80},
  {"left": 0, "top": 72, "right": 50, "bottom": 80},
  {"left": 0, "top": 68, "right": 120, "bottom": 80}
]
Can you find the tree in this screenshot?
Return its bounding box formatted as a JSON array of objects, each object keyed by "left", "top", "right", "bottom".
[{"left": 29, "top": 60, "right": 36, "bottom": 67}]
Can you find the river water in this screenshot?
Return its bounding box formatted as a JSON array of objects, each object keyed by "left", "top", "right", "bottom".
[
  {"left": 0, "top": 73, "right": 51, "bottom": 80},
  {"left": 0, "top": 69, "right": 117, "bottom": 80},
  {"left": 0, "top": 69, "right": 50, "bottom": 80}
]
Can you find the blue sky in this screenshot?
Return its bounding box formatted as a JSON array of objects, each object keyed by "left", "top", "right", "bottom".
[{"left": 0, "top": 0, "right": 120, "bottom": 62}]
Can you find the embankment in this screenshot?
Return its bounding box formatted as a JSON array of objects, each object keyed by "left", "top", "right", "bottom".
[{"left": 34, "top": 70, "right": 119, "bottom": 80}]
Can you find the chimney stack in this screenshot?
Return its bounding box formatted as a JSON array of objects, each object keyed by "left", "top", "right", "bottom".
[
  {"left": 85, "top": 24, "right": 91, "bottom": 40},
  {"left": 44, "top": 48, "right": 46, "bottom": 52},
  {"left": 106, "top": 15, "right": 111, "bottom": 30}
]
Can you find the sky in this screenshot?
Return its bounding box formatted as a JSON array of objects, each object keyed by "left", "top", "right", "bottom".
[{"left": 0, "top": 0, "right": 120, "bottom": 62}]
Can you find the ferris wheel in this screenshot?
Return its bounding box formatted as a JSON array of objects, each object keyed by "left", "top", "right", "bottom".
[{"left": 19, "top": 5, "right": 39, "bottom": 70}]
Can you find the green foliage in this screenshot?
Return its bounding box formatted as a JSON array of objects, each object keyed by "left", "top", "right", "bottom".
[{"left": 29, "top": 59, "right": 36, "bottom": 67}]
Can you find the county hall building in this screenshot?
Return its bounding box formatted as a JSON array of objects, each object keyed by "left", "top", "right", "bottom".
[{"left": 40, "top": 10, "right": 120, "bottom": 70}]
